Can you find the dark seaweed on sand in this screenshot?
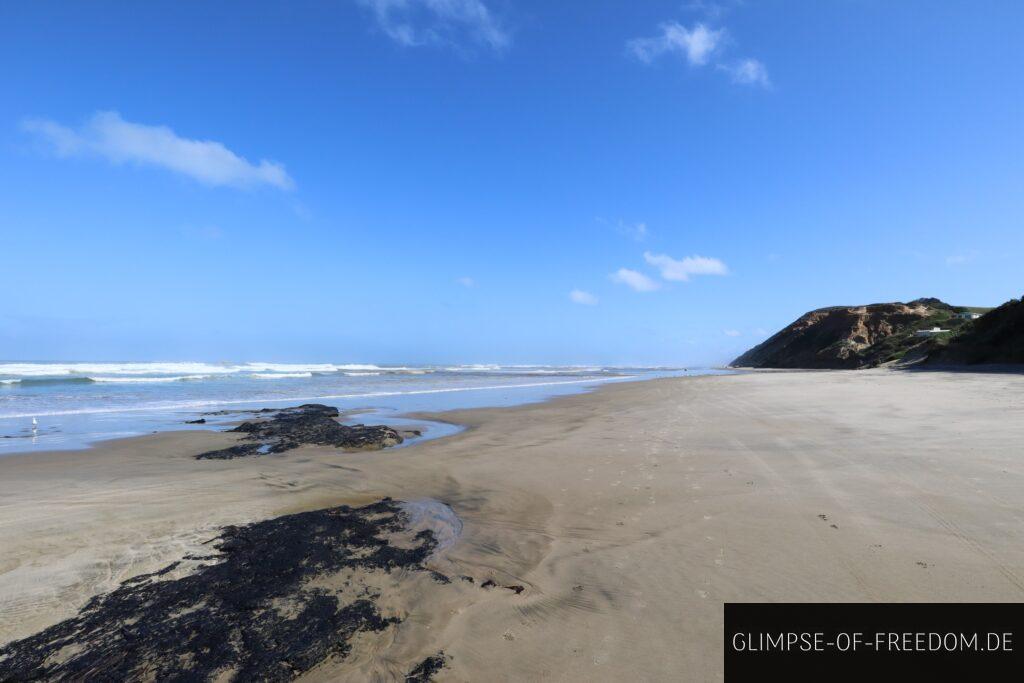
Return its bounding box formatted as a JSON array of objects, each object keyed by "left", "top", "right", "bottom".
[
  {"left": 405, "top": 651, "right": 449, "bottom": 681},
  {"left": 0, "top": 499, "right": 437, "bottom": 682}
]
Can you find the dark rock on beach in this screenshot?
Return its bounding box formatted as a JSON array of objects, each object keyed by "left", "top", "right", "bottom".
[
  {"left": 185, "top": 418, "right": 206, "bottom": 424},
  {"left": 0, "top": 499, "right": 439, "bottom": 682},
  {"left": 195, "top": 404, "right": 403, "bottom": 459}
]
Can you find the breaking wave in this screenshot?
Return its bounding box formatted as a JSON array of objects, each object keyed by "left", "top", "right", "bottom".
[
  {"left": 90, "top": 375, "right": 212, "bottom": 383},
  {"left": 0, "top": 376, "right": 631, "bottom": 418}
]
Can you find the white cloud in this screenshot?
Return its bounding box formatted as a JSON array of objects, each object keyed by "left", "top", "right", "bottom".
[
  {"left": 569, "top": 289, "right": 598, "bottom": 306},
  {"left": 357, "top": 0, "right": 509, "bottom": 51},
  {"left": 722, "top": 58, "right": 771, "bottom": 87},
  {"left": 22, "top": 111, "right": 294, "bottom": 190},
  {"left": 627, "top": 22, "right": 723, "bottom": 65},
  {"left": 610, "top": 268, "right": 660, "bottom": 292},
  {"left": 724, "top": 329, "right": 742, "bottom": 337},
  {"left": 628, "top": 20, "right": 770, "bottom": 88},
  {"left": 754, "top": 327, "right": 768, "bottom": 337},
  {"left": 456, "top": 276, "right": 476, "bottom": 288},
  {"left": 643, "top": 252, "right": 729, "bottom": 281}
]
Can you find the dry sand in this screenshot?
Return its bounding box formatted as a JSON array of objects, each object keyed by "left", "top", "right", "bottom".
[{"left": 2, "top": 369, "right": 1024, "bottom": 680}]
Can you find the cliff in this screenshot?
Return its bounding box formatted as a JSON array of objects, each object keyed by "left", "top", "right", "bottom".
[
  {"left": 730, "top": 298, "right": 975, "bottom": 369},
  {"left": 924, "top": 297, "right": 1024, "bottom": 365}
]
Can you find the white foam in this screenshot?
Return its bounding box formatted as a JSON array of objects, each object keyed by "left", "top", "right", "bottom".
[
  {"left": 0, "top": 362, "right": 238, "bottom": 377},
  {"left": 0, "top": 361, "right": 395, "bottom": 378},
  {"left": 250, "top": 372, "right": 313, "bottom": 379},
  {"left": 0, "top": 376, "right": 632, "bottom": 419},
  {"left": 90, "top": 375, "right": 211, "bottom": 383},
  {"left": 243, "top": 362, "right": 351, "bottom": 373},
  {"left": 0, "top": 361, "right": 609, "bottom": 381},
  {"left": 440, "top": 365, "right": 603, "bottom": 374}
]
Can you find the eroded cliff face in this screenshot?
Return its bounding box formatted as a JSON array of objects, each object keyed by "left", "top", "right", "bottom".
[{"left": 732, "top": 299, "right": 951, "bottom": 369}]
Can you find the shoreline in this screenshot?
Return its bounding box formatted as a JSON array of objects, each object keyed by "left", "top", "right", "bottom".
[
  {"left": 3, "top": 369, "right": 1024, "bottom": 679},
  {"left": 0, "top": 369, "right": 709, "bottom": 455}
]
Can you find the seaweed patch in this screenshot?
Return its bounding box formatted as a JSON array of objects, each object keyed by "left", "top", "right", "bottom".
[
  {"left": 405, "top": 651, "right": 449, "bottom": 682},
  {"left": 0, "top": 499, "right": 439, "bottom": 682}
]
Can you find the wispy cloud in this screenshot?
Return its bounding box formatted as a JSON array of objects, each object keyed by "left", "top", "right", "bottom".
[
  {"left": 569, "top": 289, "right": 598, "bottom": 306},
  {"left": 22, "top": 111, "right": 294, "bottom": 190},
  {"left": 682, "top": 1, "right": 728, "bottom": 19},
  {"left": 628, "top": 20, "right": 769, "bottom": 87},
  {"left": 620, "top": 221, "right": 648, "bottom": 241},
  {"left": 610, "top": 268, "right": 660, "bottom": 292},
  {"left": 945, "top": 251, "right": 978, "bottom": 266},
  {"left": 723, "top": 329, "right": 742, "bottom": 337},
  {"left": 597, "top": 217, "right": 649, "bottom": 241},
  {"left": 456, "top": 276, "right": 476, "bottom": 288},
  {"left": 643, "top": 252, "right": 729, "bottom": 281},
  {"left": 357, "top": 0, "right": 509, "bottom": 52},
  {"left": 720, "top": 58, "right": 771, "bottom": 88},
  {"left": 627, "top": 22, "right": 723, "bottom": 66}
]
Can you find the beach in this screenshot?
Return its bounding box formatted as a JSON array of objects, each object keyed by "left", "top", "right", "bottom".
[{"left": 2, "top": 369, "right": 1024, "bottom": 680}]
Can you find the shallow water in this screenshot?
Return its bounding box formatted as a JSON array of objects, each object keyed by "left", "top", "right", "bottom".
[{"left": 0, "top": 363, "right": 731, "bottom": 453}]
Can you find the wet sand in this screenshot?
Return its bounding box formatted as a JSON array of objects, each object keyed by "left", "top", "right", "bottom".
[{"left": 2, "top": 369, "right": 1024, "bottom": 680}]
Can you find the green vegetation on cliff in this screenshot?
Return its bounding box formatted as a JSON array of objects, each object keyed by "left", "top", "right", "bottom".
[
  {"left": 925, "top": 297, "right": 1024, "bottom": 365},
  {"left": 732, "top": 298, "right": 1011, "bottom": 369}
]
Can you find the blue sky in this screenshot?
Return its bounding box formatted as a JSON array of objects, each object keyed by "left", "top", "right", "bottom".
[{"left": 2, "top": 1, "right": 1022, "bottom": 365}]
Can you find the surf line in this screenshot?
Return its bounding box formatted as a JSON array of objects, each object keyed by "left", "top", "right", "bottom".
[{"left": 0, "top": 376, "right": 636, "bottom": 419}]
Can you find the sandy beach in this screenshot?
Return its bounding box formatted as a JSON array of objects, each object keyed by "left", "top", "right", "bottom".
[{"left": 2, "top": 369, "right": 1024, "bottom": 680}]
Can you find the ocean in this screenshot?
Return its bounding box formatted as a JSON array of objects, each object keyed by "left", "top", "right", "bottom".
[{"left": 0, "top": 361, "right": 727, "bottom": 454}]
